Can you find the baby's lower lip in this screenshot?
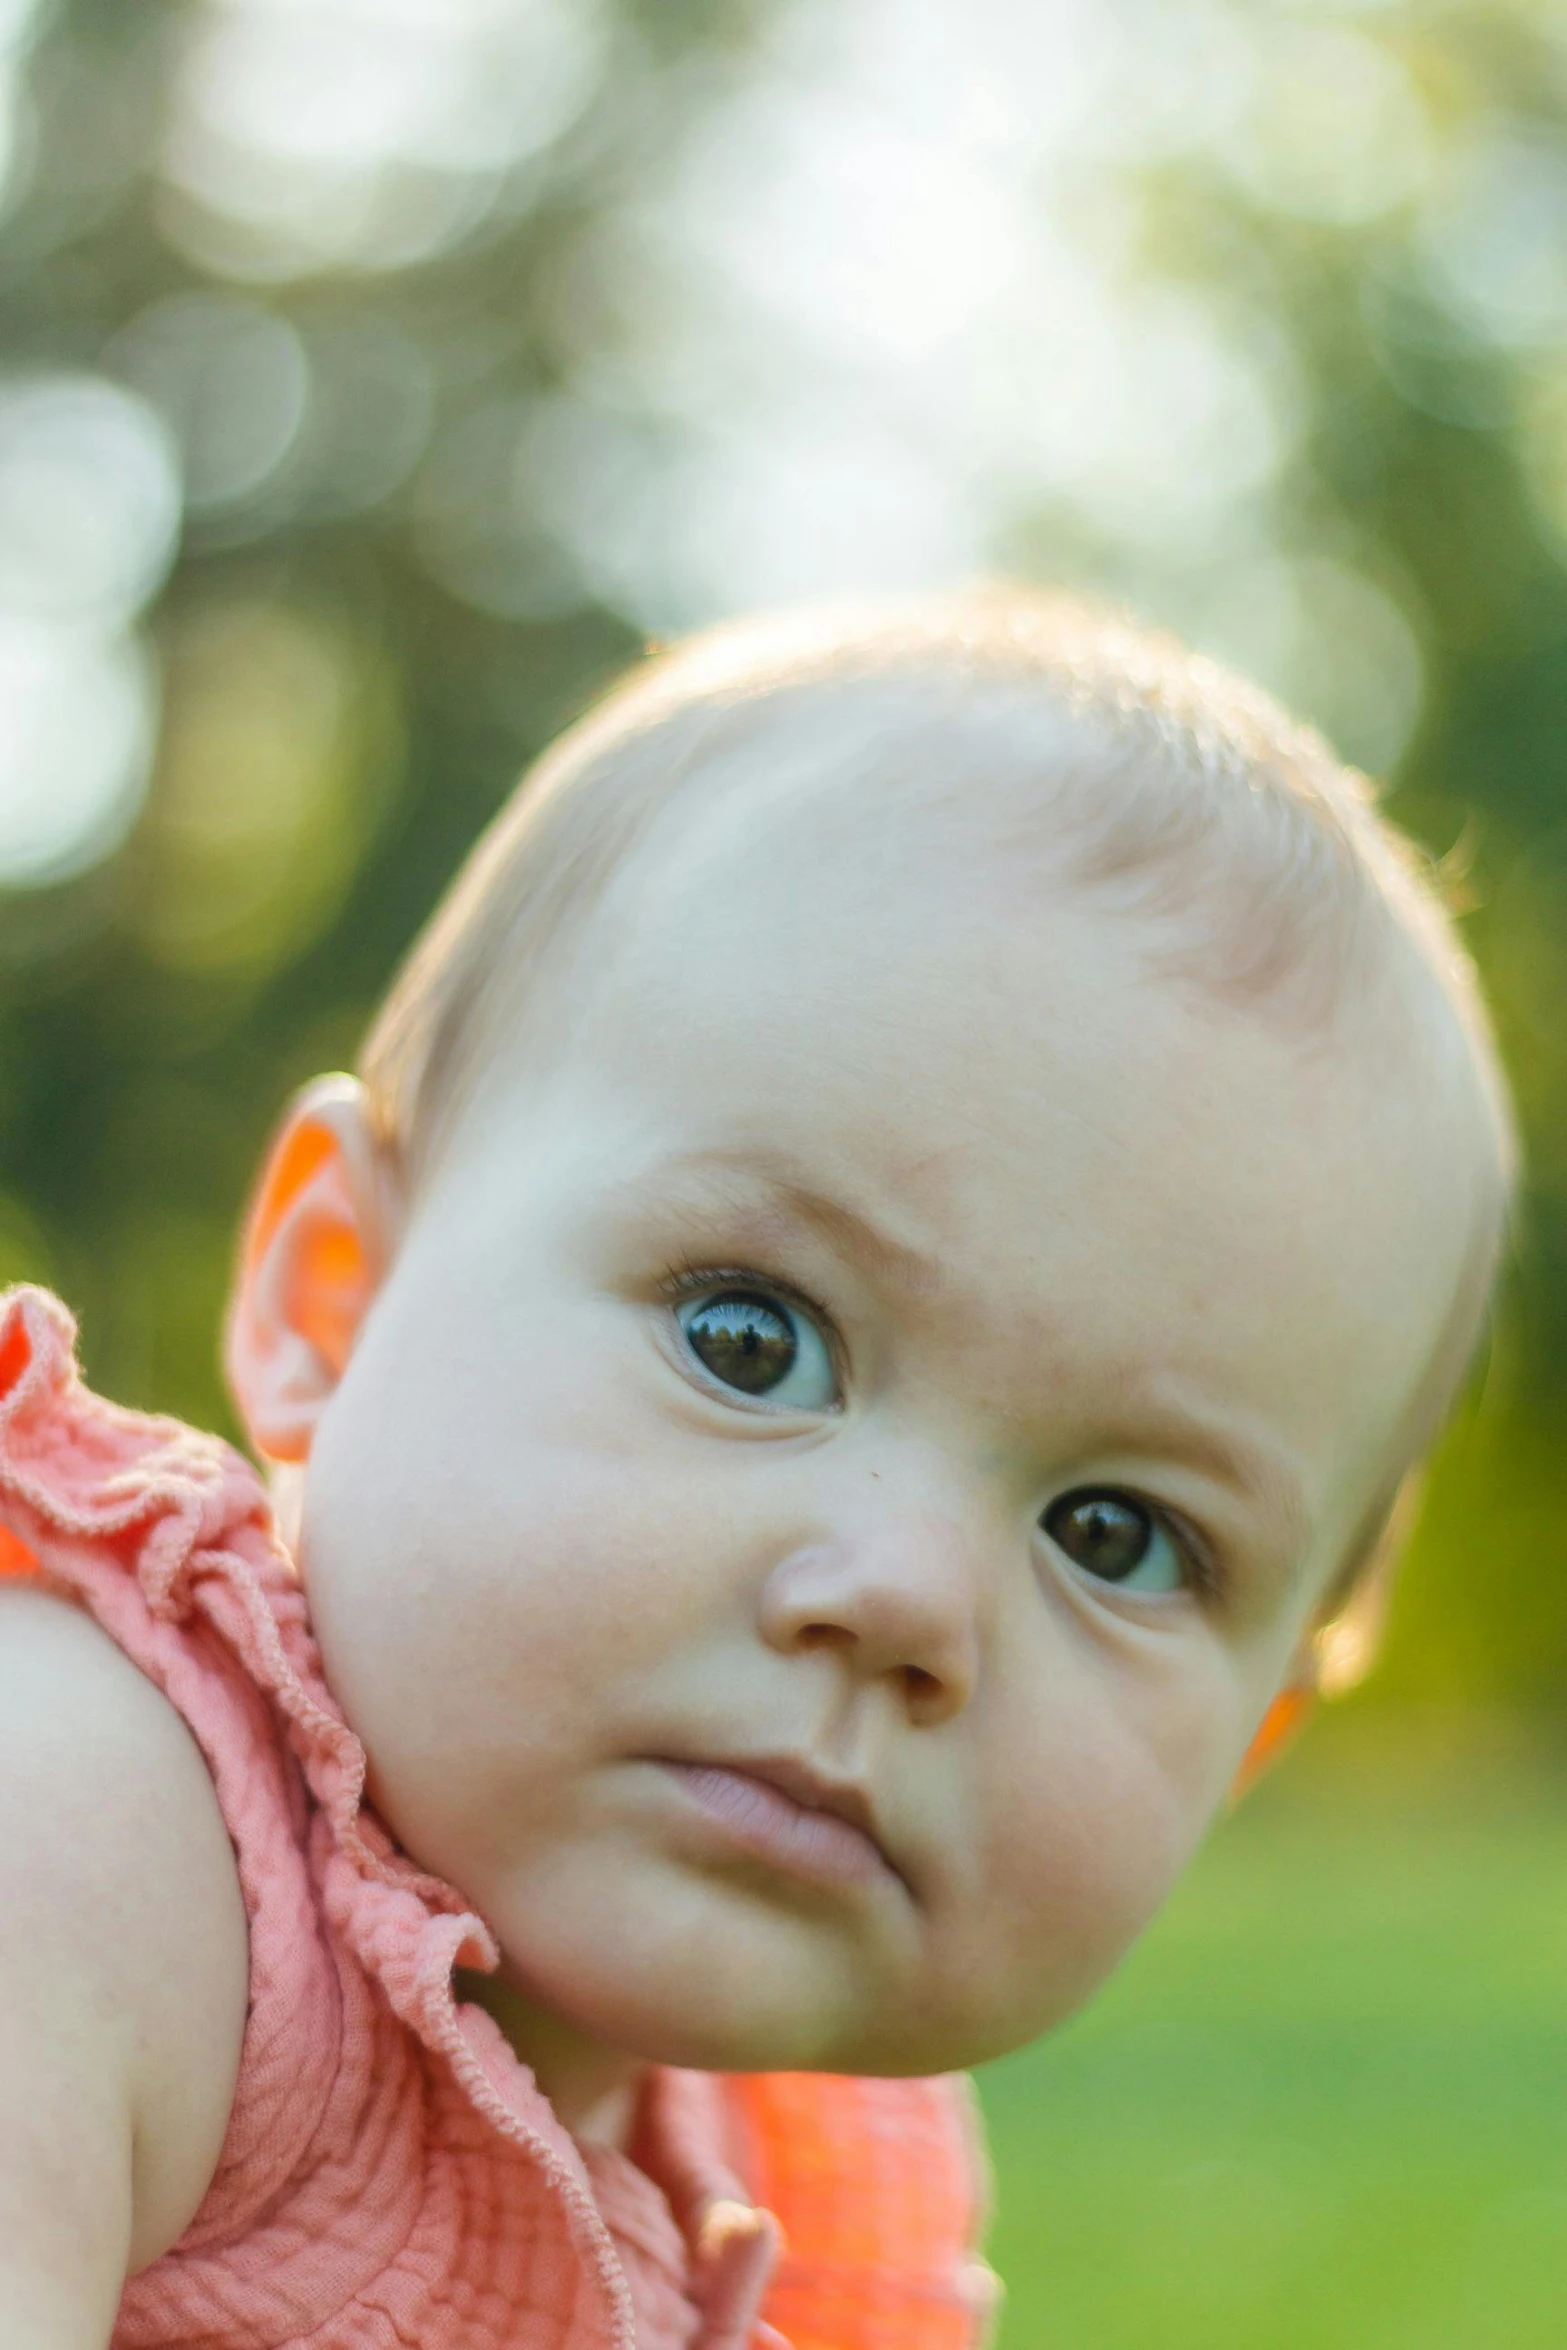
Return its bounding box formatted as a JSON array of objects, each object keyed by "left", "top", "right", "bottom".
[{"left": 653, "top": 1760, "right": 891, "bottom": 1891}]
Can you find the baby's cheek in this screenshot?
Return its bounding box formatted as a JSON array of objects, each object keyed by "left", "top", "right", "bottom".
[{"left": 954, "top": 1717, "right": 1201, "bottom": 2048}]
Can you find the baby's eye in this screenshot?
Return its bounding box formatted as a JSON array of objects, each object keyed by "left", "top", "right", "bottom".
[
  {"left": 674, "top": 1286, "right": 838, "bottom": 1410},
  {"left": 1041, "top": 1488, "right": 1186, "bottom": 1595}
]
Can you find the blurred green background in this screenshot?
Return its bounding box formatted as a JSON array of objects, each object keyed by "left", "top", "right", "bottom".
[{"left": 0, "top": 0, "right": 1564, "bottom": 2337}]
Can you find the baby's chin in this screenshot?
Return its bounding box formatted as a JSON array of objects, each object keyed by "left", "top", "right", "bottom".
[
  {"left": 491, "top": 1918, "right": 898, "bottom": 2079},
  {"left": 480, "top": 1882, "right": 1054, "bottom": 2084}
]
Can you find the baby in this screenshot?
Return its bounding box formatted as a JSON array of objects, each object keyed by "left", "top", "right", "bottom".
[{"left": 0, "top": 591, "right": 1513, "bottom": 2350}]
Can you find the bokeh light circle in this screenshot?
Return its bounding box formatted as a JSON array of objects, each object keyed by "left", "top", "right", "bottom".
[
  {"left": 0, "top": 375, "right": 181, "bottom": 626},
  {"left": 0, "top": 620, "right": 157, "bottom": 886}
]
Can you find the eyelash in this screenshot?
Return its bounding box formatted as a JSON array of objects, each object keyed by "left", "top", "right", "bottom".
[
  {"left": 1172, "top": 1513, "right": 1224, "bottom": 1606},
  {"left": 655, "top": 1259, "right": 848, "bottom": 1375}
]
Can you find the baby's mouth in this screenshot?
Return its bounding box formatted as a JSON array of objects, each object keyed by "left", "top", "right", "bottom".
[{"left": 647, "top": 1752, "right": 901, "bottom": 1893}]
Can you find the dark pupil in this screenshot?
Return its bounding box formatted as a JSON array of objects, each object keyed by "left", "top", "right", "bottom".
[
  {"left": 684, "top": 1291, "right": 797, "bottom": 1394},
  {"left": 1044, "top": 1491, "right": 1152, "bottom": 1582}
]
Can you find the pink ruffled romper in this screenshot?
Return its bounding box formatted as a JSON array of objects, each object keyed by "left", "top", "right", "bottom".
[{"left": 0, "top": 1286, "right": 999, "bottom": 2350}]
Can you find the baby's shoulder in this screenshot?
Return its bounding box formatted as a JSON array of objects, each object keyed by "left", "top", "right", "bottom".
[{"left": 0, "top": 1581, "right": 249, "bottom": 2271}]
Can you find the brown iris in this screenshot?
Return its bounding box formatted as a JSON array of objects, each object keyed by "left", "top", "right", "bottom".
[{"left": 1042, "top": 1490, "right": 1155, "bottom": 1583}]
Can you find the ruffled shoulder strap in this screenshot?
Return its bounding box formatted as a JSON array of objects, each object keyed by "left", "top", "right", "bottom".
[{"left": 0, "top": 1282, "right": 469, "bottom": 1923}]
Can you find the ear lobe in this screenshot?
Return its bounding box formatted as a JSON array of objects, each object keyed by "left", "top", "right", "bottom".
[
  {"left": 1230, "top": 1670, "right": 1317, "bottom": 1805},
  {"left": 225, "top": 1073, "right": 397, "bottom": 1464}
]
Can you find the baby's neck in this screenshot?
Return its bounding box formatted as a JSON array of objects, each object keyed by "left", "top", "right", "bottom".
[{"left": 453, "top": 1967, "right": 646, "bottom": 2150}]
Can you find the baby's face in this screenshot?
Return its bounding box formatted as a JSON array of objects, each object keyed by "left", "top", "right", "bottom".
[{"left": 298, "top": 784, "right": 1476, "bottom": 2087}]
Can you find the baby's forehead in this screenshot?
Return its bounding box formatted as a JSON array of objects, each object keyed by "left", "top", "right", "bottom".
[
  {"left": 508, "top": 670, "right": 1473, "bottom": 1235},
  {"left": 558, "top": 737, "right": 1460, "bottom": 1242}
]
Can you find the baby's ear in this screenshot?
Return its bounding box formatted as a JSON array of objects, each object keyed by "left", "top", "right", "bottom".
[
  {"left": 224, "top": 1074, "right": 398, "bottom": 1463},
  {"left": 1230, "top": 1660, "right": 1317, "bottom": 1804}
]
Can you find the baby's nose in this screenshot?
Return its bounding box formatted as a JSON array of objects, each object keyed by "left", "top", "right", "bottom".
[{"left": 756, "top": 1513, "right": 983, "bottom": 1724}]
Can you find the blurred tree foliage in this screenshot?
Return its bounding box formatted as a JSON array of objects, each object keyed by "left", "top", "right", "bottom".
[{"left": 0, "top": 0, "right": 1563, "bottom": 1714}]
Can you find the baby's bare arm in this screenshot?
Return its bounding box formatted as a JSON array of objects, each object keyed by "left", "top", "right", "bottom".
[{"left": 0, "top": 1587, "right": 248, "bottom": 2349}]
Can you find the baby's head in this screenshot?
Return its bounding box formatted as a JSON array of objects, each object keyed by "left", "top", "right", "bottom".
[{"left": 225, "top": 591, "right": 1512, "bottom": 2119}]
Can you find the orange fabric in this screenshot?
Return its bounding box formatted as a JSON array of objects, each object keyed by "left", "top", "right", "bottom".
[
  {"left": 0, "top": 1520, "right": 34, "bottom": 1576},
  {"left": 725, "top": 2074, "right": 997, "bottom": 2350},
  {"left": 0, "top": 1285, "right": 998, "bottom": 2350}
]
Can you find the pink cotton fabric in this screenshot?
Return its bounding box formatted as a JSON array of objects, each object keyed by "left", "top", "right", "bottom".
[{"left": 0, "top": 1287, "right": 998, "bottom": 2350}]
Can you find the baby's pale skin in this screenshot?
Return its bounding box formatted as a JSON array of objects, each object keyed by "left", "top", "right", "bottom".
[
  {"left": 254, "top": 780, "right": 1480, "bottom": 2131},
  {"left": 0, "top": 759, "right": 1483, "bottom": 2340}
]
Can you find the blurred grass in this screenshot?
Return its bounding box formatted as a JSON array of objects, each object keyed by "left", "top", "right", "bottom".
[{"left": 976, "top": 1711, "right": 1567, "bottom": 2348}]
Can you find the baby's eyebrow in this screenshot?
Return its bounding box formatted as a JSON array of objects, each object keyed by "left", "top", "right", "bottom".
[
  {"left": 1116, "top": 1390, "right": 1314, "bottom": 1580},
  {"left": 648, "top": 1145, "right": 946, "bottom": 1299}
]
